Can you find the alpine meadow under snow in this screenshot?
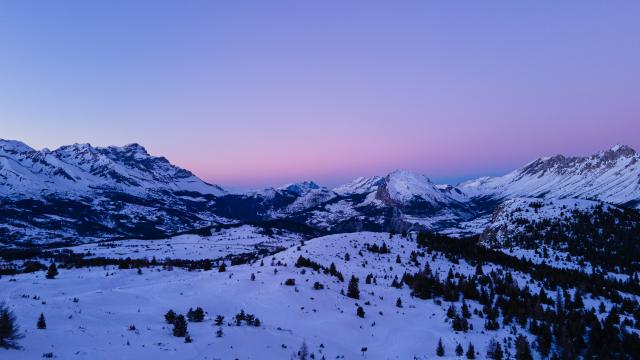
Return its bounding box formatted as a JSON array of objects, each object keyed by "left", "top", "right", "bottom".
[{"left": 2, "top": 140, "right": 640, "bottom": 359}]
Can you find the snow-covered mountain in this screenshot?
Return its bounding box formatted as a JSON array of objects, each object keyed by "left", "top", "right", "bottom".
[
  {"left": 2, "top": 140, "right": 639, "bottom": 245},
  {"left": 459, "top": 145, "right": 640, "bottom": 207},
  {"left": 0, "top": 139, "right": 228, "bottom": 245},
  {"left": 0, "top": 139, "right": 225, "bottom": 198}
]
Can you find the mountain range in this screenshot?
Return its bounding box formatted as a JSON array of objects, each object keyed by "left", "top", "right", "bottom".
[{"left": 1, "top": 139, "right": 638, "bottom": 246}]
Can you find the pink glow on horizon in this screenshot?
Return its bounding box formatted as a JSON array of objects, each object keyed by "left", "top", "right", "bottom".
[{"left": 1, "top": 1, "right": 639, "bottom": 189}]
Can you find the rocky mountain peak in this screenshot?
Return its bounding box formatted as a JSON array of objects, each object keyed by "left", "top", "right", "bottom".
[{"left": 279, "top": 181, "right": 321, "bottom": 195}]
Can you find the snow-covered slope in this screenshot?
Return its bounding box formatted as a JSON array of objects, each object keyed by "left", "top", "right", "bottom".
[
  {"left": 459, "top": 145, "right": 640, "bottom": 207},
  {"left": 333, "top": 176, "right": 384, "bottom": 195},
  {"left": 0, "top": 232, "right": 541, "bottom": 359}
]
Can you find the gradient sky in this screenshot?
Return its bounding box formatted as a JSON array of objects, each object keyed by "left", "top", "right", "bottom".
[{"left": 1, "top": 1, "right": 639, "bottom": 189}]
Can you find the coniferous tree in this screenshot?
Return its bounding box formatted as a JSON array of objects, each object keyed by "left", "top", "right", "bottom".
[
  {"left": 46, "top": 263, "right": 58, "bottom": 279},
  {"left": 216, "top": 326, "right": 223, "bottom": 337},
  {"left": 447, "top": 304, "right": 457, "bottom": 318},
  {"left": 214, "top": 315, "right": 224, "bottom": 326},
  {"left": 347, "top": 276, "right": 360, "bottom": 299},
  {"left": 436, "top": 338, "right": 445, "bottom": 357},
  {"left": 466, "top": 343, "right": 475, "bottom": 359},
  {"left": 235, "top": 310, "right": 246, "bottom": 326},
  {"left": 456, "top": 343, "right": 464, "bottom": 356},
  {"left": 515, "top": 335, "right": 533, "bottom": 360},
  {"left": 356, "top": 306, "right": 365, "bottom": 318},
  {"left": 0, "top": 303, "right": 23, "bottom": 349},
  {"left": 461, "top": 301, "right": 471, "bottom": 319},
  {"left": 537, "top": 325, "right": 552, "bottom": 357},
  {"left": 573, "top": 289, "right": 584, "bottom": 309},
  {"left": 396, "top": 298, "right": 403, "bottom": 308},
  {"left": 164, "top": 309, "right": 177, "bottom": 324},
  {"left": 37, "top": 313, "right": 46, "bottom": 330},
  {"left": 172, "top": 315, "right": 188, "bottom": 337},
  {"left": 297, "top": 340, "right": 309, "bottom": 360},
  {"left": 187, "top": 307, "right": 204, "bottom": 322}
]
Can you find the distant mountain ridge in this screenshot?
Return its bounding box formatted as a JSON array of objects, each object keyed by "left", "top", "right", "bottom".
[
  {"left": 0, "top": 139, "right": 638, "bottom": 246},
  {"left": 458, "top": 144, "right": 640, "bottom": 206},
  {"left": 0, "top": 139, "right": 225, "bottom": 198}
]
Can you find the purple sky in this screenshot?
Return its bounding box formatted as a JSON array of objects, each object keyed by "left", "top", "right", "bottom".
[{"left": 1, "top": 1, "right": 639, "bottom": 189}]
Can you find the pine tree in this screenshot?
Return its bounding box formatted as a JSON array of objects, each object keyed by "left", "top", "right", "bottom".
[
  {"left": 461, "top": 300, "right": 471, "bottom": 319},
  {"left": 172, "top": 315, "right": 188, "bottom": 337},
  {"left": 297, "top": 340, "right": 309, "bottom": 360},
  {"left": 356, "top": 306, "right": 365, "bottom": 318},
  {"left": 447, "top": 304, "right": 457, "bottom": 318},
  {"left": 466, "top": 343, "right": 475, "bottom": 359},
  {"left": 456, "top": 343, "right": 464, "bottom": 356},
  {"left": 46, "top": 263, "right": 58, "bottom": 279},
  {"left": 37, "top": 313, "right": 46, "bottom": 330},
  {"left": 187, "top": 307, "right": 204, "bottom": 322},
  {"left": 515, "top": 335, "right": 533, "bottom": 360},
  {"left": 396, "top": 298, "right": 403, "bottom": 308},
  {"left": 436, "top": 338, "right": 445, "bottom": 356},
  {"left": 0, "top": 303, "right": 23, "bottom": 349},
  {"left": 235, "top": 310, "right": 246, "bottom": 326},
  {"left": 216, "top": 326, "right": 223, "bottom": 337},
  {"left": 573, "top": 289, "right": 584, "bottom": 309},
  {"left": 347, "top": 276, "right": 360, "bottom": 299},
  {"left": 251, "top": 273, "right": 256, "bottom": 281},
  {"left": 164, "top": 309, "right": 177, "bottom": 324},
  {"left": 537, "top": 325, "right": 552, "bottom": 357},
  {"left": 214, "top": 315, "right": 224, "bottom": 326}
]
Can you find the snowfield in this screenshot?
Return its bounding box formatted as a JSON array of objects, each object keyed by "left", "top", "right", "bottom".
[
  {"left": 0, "top": 232, "right": 543, "bottom": 359},
  {"left": 66, "top": 225, "right": 301, "bottom": 261}
]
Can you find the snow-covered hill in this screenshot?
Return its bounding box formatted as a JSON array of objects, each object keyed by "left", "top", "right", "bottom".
[{"left": 0, "top": 232, "right": 543, "bottom": 359}]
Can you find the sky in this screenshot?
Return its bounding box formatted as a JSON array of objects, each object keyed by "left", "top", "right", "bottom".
[{"left": 1, "top": 1, "right": 639, "bottom": 189}]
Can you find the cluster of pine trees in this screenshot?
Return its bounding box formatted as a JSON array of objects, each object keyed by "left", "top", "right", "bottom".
[
  {"left": 294, "top": 255, "right": 345, "bottom": 282},
  {"left": 404, "top": 231, "right": 640, "bottom": 358},
  {"left": 494, "top": 204, "right": 640, "bottom": 274}
]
